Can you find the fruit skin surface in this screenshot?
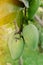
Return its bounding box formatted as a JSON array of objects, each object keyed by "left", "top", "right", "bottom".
[
  {"left": 22, "top": 24, "right": 39, "bottom": 50},
  {"left": 28, "top": 0, "right": 40, "bottom": 20},
  {"left": 8, "top": 31, "right": 24, "bottom": 60}
]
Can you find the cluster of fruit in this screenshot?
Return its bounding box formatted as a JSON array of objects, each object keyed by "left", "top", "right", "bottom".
[
  {"left": 0, "top": 0, "right": 41, "bottom": 65},
  {"left": 8, "top": 0, "right": 40, "bottom": 60}
]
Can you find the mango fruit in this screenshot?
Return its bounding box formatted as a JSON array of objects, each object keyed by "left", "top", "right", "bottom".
[
  {"left": 8, "top": 31, "right": 24, "bottom": 60},
  {"left": 22, "top": 24, "right": 39, "bottom": 50}
]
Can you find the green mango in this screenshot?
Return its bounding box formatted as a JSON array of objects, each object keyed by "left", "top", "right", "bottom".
[
  {"left": 8, "top": 31, "right": 24, "bottom": 60},
  {"left": 28, "top": 0, "right": 40, "bottom": 20},
  {"left": 22, "top": 24, "right": 39, "bottom": 50},
  {"left": 16, "top": 9, "right": 24, "bottom": 29}
]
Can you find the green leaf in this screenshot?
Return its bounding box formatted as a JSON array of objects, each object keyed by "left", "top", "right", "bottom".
[
  {"left": 16, "top": 9, "right": 24, "bottom": 29},
  {"left": 28, "top": 0, "right": 40, "bottom": 20}
]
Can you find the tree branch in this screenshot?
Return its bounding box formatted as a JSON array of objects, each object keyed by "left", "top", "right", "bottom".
[{"left": 34, "top": 15, "right": 43, "bottom": 26}]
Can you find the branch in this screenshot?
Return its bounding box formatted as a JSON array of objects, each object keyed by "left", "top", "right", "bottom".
[{"left": 34, "top": 15, "right": 43, "bottom": 26}]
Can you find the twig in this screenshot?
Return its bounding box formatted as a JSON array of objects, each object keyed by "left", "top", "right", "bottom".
[
  {"left": 34, "top": 15, "right": 43, "bottom": 26},
  {"left": 14, "top": 18, "right": 23, "bottom": 65}
]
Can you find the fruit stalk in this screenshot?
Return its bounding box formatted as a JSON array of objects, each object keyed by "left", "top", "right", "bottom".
[
  {"left": 14, "top": 13, "right": 23, "bottom": 65},
  {"left": 19, "top": 56, "right": 23, "bottom": 65}
]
